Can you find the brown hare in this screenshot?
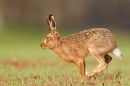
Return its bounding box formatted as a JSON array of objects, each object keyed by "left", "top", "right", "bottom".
[{"left": 40, "top": 14, "right": 122, "bottom": 77}]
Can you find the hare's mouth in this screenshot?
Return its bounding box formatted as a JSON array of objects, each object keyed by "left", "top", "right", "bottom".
[
  {"left": 40, "top": 45, "right": 44, "bottom": 49},
  {"left": 41, "top": 46, "right": 46, "bottom": 49},
  {"left": 41, "top": 45, "right": 48, "bottom": 49}
]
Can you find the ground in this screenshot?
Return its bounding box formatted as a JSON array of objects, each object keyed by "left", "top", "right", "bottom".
[{"left": 0, "top": 57, "right": 129, "bottom": 86}]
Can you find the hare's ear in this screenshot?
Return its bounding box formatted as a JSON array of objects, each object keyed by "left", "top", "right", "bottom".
[{"left": 46, "top": 14, "right": 56, "bottom": 34}]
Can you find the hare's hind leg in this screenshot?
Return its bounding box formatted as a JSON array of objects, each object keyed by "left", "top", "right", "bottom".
[
  {"left": 104, "top": 54, "right": 112, "bottom": 63},
  {"left": 86, "top": 48, "right": 108, "bottom": 77}
]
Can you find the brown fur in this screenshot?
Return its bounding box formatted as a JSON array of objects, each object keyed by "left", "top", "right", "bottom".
[{"left": 40, "top": 14, "right": 120, "bottom": 77}]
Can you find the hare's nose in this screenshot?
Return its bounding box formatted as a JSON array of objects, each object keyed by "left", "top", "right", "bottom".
[{"left": 40, "top": 44, "right": 43, "bottom": 47}]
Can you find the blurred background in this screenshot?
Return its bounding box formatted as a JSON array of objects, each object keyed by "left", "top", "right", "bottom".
[
  {"left": 0, "top": 0, "right": 130, "bottom": 59},
  {"left": 0, "top": 0, "right": 130, "bottom": 29}
]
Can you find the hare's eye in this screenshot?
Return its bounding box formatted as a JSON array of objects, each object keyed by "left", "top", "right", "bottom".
[{"left": 46, "top": 37, "right": 50, "bottom": 40}]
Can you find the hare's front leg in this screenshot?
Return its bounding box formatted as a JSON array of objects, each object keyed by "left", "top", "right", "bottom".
[{"left": 75, "top": 59, "right": 87, "bottom": 77}]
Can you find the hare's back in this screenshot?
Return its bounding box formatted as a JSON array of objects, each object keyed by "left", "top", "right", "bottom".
[
  {"left": 63, "top": 28, "right": 116, "bottom": 45},
  {"left": 84, "top": 28, "right": 116, "bottom": 52},
  {"left": 84, "top": 28, "right": 116, "bottom": 42}
]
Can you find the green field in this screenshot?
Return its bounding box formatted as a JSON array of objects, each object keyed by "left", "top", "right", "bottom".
[{"left": 0, "top": 24, "right": 130, "bottom": 86}]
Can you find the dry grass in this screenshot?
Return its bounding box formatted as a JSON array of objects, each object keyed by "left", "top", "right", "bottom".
[{"left": 0, "top": 57, "right": 129, "bottom": 86}]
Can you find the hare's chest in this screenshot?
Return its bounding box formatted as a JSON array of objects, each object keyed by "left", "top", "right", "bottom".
[{"left": 53, "top": 47, "right": 73, "bottom": 62}]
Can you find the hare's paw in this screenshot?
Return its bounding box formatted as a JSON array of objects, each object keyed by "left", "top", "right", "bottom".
[{"left": 86, "top": 71, "right": 95, "bottom": 78}]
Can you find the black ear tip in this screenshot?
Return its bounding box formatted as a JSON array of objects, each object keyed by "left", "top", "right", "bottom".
[
  {"left": 49, "top": 14, "right": 53, "bottom": 16},
  {"left": 49, "top": 14, "right": 53, "bottom": 18},
  {"left": 48, "top": 14, "right": 53, "bottom": 20}
]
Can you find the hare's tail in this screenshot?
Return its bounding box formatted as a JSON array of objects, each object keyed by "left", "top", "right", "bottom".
[{"left": 112, "top": 48, "right": 122, "bottom": 60}]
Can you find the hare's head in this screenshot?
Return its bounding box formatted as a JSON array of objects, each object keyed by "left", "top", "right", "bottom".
[{"left": 40, "top": 14, "right": 60, "bottom": 49}]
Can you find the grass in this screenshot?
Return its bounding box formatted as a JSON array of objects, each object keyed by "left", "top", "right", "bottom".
[{"left": 0, "top": 24, "right": 130, "bottom": 86}]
